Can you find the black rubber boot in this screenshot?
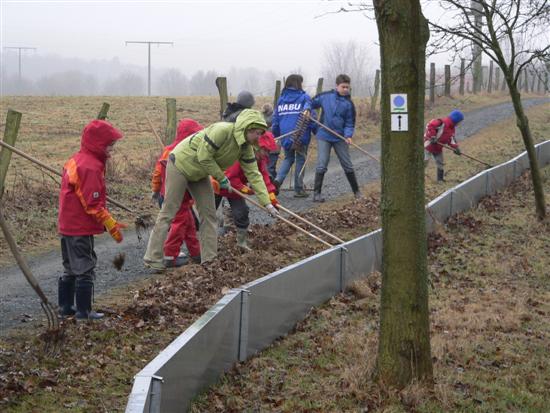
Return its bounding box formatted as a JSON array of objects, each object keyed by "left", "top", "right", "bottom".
[
  {"left": 313, "top": 172, "right": 325, "bottom": 203},
  {"left": 437, "top": 169, "right": 445, "bottom": 182},
  {"left": 57, "top": 276, "right": 75, "bottom": 317},
  {"left": 345, "top": 171, "right": 362, "bottom": 198},
  {"left": 75, "top": 277, "right": 104, "bottom": 320},
  {"left": 272, "top": 179, "right": 281, "bottom": 195}
]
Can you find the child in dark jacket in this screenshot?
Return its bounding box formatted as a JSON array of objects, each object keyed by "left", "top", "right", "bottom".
[
  {"left": 272, "top": 74, "right": 317, "bottom": 198},
  {"left": 57, "top": 120, "right": 125, "bottom": 320},
  {"left": 311, "top": 74, "right": 360, "bottom": 202}
]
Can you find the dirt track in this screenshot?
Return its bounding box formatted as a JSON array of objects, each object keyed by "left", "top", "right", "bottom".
[{"left": 1, "top": 97, "right": 548, "bottom": 334}]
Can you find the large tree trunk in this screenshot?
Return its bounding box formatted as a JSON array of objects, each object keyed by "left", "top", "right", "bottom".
[
  {"left": 507, "top": 76, "right": 547, "bottom": 219},
  {"left": 374, "top": 0, "right": 433, "bottom": 387}
]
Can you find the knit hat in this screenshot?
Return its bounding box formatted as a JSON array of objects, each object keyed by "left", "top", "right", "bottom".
[
  {"left": 236, "top": 90, "right": 255, "bottom": 108},
  {"left": 449, "top": 109, "right": 464, "bottom": 124},
  {"left": 262, "top": 103, "right": 274, "bottom": 128}
]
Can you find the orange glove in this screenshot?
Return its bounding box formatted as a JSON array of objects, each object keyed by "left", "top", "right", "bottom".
[
  {"left": 240, "top": 186, "right": 252, "bottom": 194},
  {"left": 104, "top": 216, "right": 127, "bottom": 243},
  {"left": 210, "top": 176, "right": 220, "bottom": 194},
  {"left": 269, "top": 192, "right": 279, "bottom": 206}
]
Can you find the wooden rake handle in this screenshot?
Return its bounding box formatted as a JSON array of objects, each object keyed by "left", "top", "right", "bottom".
[
  {"left": 277, "top": 204, "right": 345, "bottom": 244},
  {"left": 308, "top": 117, "right": 380, "bottom": 163},
  {"left": 229, "top": 186, "right": 333, "bottom": 248}
]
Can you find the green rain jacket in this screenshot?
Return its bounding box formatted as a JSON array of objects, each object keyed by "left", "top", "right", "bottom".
[{"left": 170, "top": 109, "right": 271, "bottom": 206}]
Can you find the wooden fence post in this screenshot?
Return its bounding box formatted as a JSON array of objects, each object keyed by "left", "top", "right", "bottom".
[
  {"left": 371, "top": 69, "right": 381, "bottom": 110},
  {"left": 487, "top": 61, "right": 494, "bottom": 93},
  {"left": 165, "top": 98, "right": 177, "bottom": 145},
  {"left": 0, "top": 110, "right": 22, "bottom": 198},
  {"left": 215, "top": 77, "right": 228, "bottom": 120},
  {"left": 97, "top": 102, "right": 110, "bottom": 120},
  {"left": 459, "top": 59, "right": 465, "bottom": 95},
  {"left": 429, "top": 63, "right": 435, "bottom": 104},
  {"left": 273, "top": 80, "right": 282, "bottom": 108},
  {"left": 444, "top": 64, "right": 451, "bottom": 97}
]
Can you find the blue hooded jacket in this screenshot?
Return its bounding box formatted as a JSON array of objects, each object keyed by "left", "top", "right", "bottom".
[
  {"left": 311, "top": 90, "right": 356, "bottom": 143},
  {"left": 272, "top": 88, "right": 317, "bottom": 151}
]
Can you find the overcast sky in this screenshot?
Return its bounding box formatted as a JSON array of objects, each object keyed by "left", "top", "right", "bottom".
[{"left": 1, "top": 0, "right": 453, "bottom": 80}]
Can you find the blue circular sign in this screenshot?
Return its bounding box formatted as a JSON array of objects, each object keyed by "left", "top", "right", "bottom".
[{"left": 393, "top": 95, "right": 405, "bottom": 107}]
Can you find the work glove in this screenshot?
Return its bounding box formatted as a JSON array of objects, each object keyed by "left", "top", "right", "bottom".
[
  {"left": 104, "top": 216, "right": 127, "bottom": 243},
  {"left": 210, "top": 176, "right": 220, "bottom": 194},
  {"left": 269, "top": 192, "right": 279, "bottom": 207},
  {"left": 430, "top": 137, "right": 438, "bottom": 145},
  {"left": 454, "top": 148, "right": 462, "bottom": 155},
  {"left": 266, "top": 204, "right": 280, "bottom": 217},
  {"left": 240, "top": 185, "right": 253, "bottom": 195},
  {"left": 219, "top": 177, "right": 231, "bottom": 191}
]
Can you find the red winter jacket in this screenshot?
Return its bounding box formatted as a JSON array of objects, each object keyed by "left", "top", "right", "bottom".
[
  {"left": 423, "top": 117, "right": 459, "bottom": 155},
  {"left": 151, "top": 119, "right": 203, "bottom": 205},
  {"left": 219, "top": 154, "right": 276, "bottom": 199},
  {"left": 58, "top": 120, "right": 123, "bottom": 236}
]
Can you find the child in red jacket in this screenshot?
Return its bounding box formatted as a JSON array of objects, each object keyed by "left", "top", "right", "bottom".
[
  {"left": 212, "top": 132, "right": 278, "bottom": 250},
  {"left": 424, "top": 109, "right": 464, "bottom": 182},
  {"left": 58, "top": 120, "right": 125, "bottom": 320},
  {"left": 151, "top": 119, "right": 203, "bottom": 267}
]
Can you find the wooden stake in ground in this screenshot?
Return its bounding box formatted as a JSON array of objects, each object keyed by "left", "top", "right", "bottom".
[
  {"left": 165, "top": 98, "right": 177, "bottom": 145},
  {"left": 308, "top": 117, "right": 380, "bottom": 163},
  {"left": 374, "top": 0, "right": 433, "bottom": 387},
  {"left": 97, "top": 102, "right": 110, "bottom": 120},
  {"left": 215, "top": 77, "right": 228, "bottom": 120}
]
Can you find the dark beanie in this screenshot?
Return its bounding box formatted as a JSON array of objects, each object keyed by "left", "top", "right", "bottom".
[{"left": 237, "top": 90, "right": 255, "bottom": 108}]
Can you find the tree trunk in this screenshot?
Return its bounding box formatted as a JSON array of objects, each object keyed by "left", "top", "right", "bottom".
[
  {"left": 507, "top": 75, "right": 547, "bottom": 219},
  {"left": 374, "top": 0, "right": 433, "bottom": 387}
]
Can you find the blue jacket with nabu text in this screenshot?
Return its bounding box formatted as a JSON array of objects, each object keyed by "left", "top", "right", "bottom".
[{"left": 272, "top": 88, "right": 317, "bottom": 150}]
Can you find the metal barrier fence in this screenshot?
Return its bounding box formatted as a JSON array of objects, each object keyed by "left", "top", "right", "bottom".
[{"left": 126, "top": 140, "right": 550, "bottom": 413}]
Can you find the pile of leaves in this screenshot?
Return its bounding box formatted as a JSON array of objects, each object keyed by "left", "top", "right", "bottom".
[{"left": 0, "top": 196, "right": 380, "bottom": 411}]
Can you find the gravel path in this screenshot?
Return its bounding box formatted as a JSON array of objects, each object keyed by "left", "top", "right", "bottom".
[{"left": 1, "top": 97, "right": 548, "bottom": 334}]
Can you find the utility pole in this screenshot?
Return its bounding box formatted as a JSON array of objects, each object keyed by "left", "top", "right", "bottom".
[
  {"left": 125, "top": 41, "right": 173, "bottom": 96},
  {"left": 3, "top": 46, "right": 36, "bottom": 84}
]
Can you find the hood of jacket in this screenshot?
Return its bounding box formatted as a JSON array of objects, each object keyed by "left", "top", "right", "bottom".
[
  {"left": 280, "top": 87, "right": 307, "bottom": 104},
  {"left": 168, "top": 118, "right": 204, "bottom": 151},
  {"left": 233, "top": 109, "right": 268, "bottom": 145},
  {"left": 80, "top": 120, "right": 123, "bottom": 162}
]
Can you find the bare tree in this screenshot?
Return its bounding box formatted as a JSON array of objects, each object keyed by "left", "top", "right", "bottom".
[
  {"left": 430, "top": 0, "right": 549, "bottom": 219},
  {"left": 322, "top": 40, "right": 376, "bottom": 96},
  {"left": 157, "top": 68, "right": 189, "bottom": 96}
]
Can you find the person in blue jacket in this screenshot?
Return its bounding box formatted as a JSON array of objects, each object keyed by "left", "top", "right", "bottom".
[
  {"left": 272, "top": 74, "right": 316, "bottom": 198},
  {"left": 311, "top": 74, "right": 360, "bottom": 202}
]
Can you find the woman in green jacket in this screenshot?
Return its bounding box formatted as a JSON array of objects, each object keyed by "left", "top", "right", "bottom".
[{"left": 143, "top": 109, "right": 278, "bottom": 270}]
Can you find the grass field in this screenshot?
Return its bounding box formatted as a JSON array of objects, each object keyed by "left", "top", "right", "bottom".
[
  {"left": 191, "top": 164, "right": 550, "bottom": 412},
  {"left": 0, "top": 92, "right": 543, "bottom": 264}
]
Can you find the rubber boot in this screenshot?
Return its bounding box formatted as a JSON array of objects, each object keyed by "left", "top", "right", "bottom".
[
  {"left": 57, "top": 276, "right": 75, "bottom": 317},
  {"left": 236, "top": 228, "right": 252, "bottom": 251},
  {"left": 437, "top": 169, "right": 445, "bottom": 182},
  {"left": 345, "top": 171, "right": 363, "bottom": 199},
  {"left": 313, "top": 172, "right": 325, "bottom": 203},
  {"left": 75, "top": 277, "right": 104, "bottom": 320}
]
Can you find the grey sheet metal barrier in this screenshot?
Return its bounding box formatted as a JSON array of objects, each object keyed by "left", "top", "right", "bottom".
[
  {"left": 126, "top": 139, "right": 550, "bottom": 413},
  {"left": 243, "top": 247, "right": 342, "bottom": 358}
]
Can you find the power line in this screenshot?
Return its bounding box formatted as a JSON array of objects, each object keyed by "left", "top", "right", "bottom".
[
  {"left": 125, "top": 41, "right": 174, "bottom": 96},
  {"left": 3, "top": 46, "right": 37, "bottom": 83}
]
